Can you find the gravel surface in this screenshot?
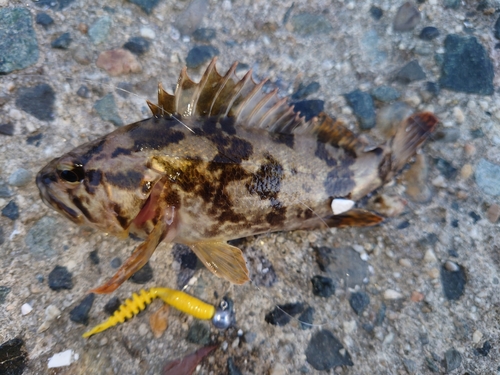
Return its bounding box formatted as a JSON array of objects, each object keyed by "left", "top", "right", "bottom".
[{"left": 1, "top": 0, "right": 500, "bottom": 374}]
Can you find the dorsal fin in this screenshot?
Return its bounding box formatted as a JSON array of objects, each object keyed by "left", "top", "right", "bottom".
[{"left": 149, "top": 58, "right": 307, "bottom": 133}]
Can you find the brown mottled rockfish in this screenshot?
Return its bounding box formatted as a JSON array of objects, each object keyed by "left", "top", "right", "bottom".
[{"left": 36, "top": 59, "right": 437, "bottom": 294}]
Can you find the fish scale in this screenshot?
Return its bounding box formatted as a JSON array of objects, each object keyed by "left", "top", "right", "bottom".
[{"left": 36, "top": 58, "right": 438, "bottom": 294}]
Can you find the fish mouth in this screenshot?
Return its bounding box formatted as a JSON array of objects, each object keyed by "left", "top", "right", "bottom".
[{"left": 36, "top": 170, "right": 83, "bottom": 224}]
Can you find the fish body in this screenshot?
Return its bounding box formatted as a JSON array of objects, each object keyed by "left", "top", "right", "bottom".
[{"left": 36, "top": 59, "right": 437, "bottom": 292}]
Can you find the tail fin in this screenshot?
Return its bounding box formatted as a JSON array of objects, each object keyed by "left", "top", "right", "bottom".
[{"left": 382, "top": 112, "right": 438, "bottom": 182}]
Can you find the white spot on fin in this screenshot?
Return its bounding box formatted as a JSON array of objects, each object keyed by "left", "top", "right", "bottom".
[{"left": 331, "top": 199, "right": 355, "bottom": 215}]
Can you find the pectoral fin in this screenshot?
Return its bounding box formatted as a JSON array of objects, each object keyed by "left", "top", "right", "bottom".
[
  {"left": 90, "top": 220, "right": 165, "bottom": 294},
  {"left": 189, "top": 241, "right": 250, "bottom": 285}
]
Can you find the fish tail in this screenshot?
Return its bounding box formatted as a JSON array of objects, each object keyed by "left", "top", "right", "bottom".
[{"left": 382, "top": 112, "right": 438, "bottom": 182}]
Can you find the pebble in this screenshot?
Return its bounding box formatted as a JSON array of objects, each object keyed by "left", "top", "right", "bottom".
[
  {"left": 369, "top": 6, "right": 383, "bottom": 20},
  {"left": 376, "top": 101, "right": 413, "bottom": 137},
  {"left": 15, "top": 84, "right": 55, "bottom": 121},
  {"left": 89, "top": 249, "right": 99, "bottom": 264},
  {"left": 439, "top": 35, "right": 494, "bottom": 95},
  {"left": 305, "top": 330, "right": 353, "bottom": 370},
  {"left": 371, "top": 86, "right": 400, "bottom": 102},
  {"left": 298, "top": 306, "right": 315, "bottom": 330},
  {"left": 403, "top": 359, "right": 417, "bottom": 374},
  {"left": 186, "top": 46, "right": 220, "bottom": 69},
  {"left": 150, "top": 304, "right": 170, "bottom": 338},
  {"left": 2, "top": 200, "right": 19, "bottom": 220},
  {"left": 475, "top": 159, "right": 500, "bottom": 196},
  {"left": 47, "top": 349, "right": 74, "bottom": 368},
  {"left": 425, "top": 357, "right": 439, "bottom": 372},
  {"left": 265, "top": 302, "right": 304, "bottom": 326},
  {"left": 35, "top": 13, "right": 54, "bottom": 28},
  {"left": 72, "top": 47, "right": 92, "bottom": 65},
  {"left": 93, "top": 93, "right": 124, "bottom": 126},
  {"left": 419, "top": 26, "right": 440, "bottom": 41},
  {"left": 129, "top": 261, "right": 153, "bottom": 283},
  {"left": 441, "top": 262, "right": 466, "bottom": 300},
  {"left": 34, "top": 0, "right": 75, "bottom": 9},
  {"left": 0, "top": 123, "right": 14, "bottom": 136},
  {"left": 0, "top": 286, "right": 11, "bottom": 304},
  {"left": 104, "top": 296, "right": 121, "bottom": 315},
  {"left": 0, "top": 8, "right": 39, "bottom": 73},
  {"left": 38, "top": 304, "right": 62, "bottom": 332},
  {"left": 292, "top": 100, "right": 324, "bottom": 121},
  {"left": 123, "top": 36, "right": 150, "bottom": 56},
  {"left": 186, "top": 321, "right": 211, "bottom": 345},
  {"left": 88, "top": 16, "right": 112, "bottom": 45},
  {"left": 69, "top": 294, "right": 95, "bottom": 325},
  {"left": 174, "top": 0, "right": 208, "bottom": 35},
  {"left": 314, "top": 246, "right": 368, "bottom": 288},
  {"left": 48, "top": 265, "right": 73, "bottom": 291},
  {"left": 495, "top": 15, "right": 500, "bottom": 39},
  {"left": 51, "top": 33, "right": 72, "bottom": 49},
  {"left": 444, "top": 260, "right": 460, "bottom": 272},
  {"left": 383, "top": 289, "right": 403, "bottom": 300},
  {"left": 434, "top": 157, "right": 457, "bottom": 180},
  {"left": 192, "top": 28, "right": 216, "bottom": 43},
  {"left": 424, "top": 249, "right": 437, "bottom": 263},
  {"left": 127, "top": 0, "right": 159, "bottom": 14},
  {"left": 472, "top": 330, "right": 483, "bottom": 344},
  {"left": 289, "top": 13, "right": 333, "bottom": 35},
  {"left": 344, "top": 90, "right": 375, "bottom": 129},
  {"left": 0, "top": 338, "right": 27, "bottom": 374},
  {"left": 25, "top": 217, "right": 57, "bottom": 258},
  {"left": 110, "top": 257, "right": 122, "bottom": 268},
  {"left": 26, "top": 133, "right": 43, "bottom": 146},
  {"left": 393, "top": 2, "right": 420, "bottom": 32},
  {"left": 395, "top": 60, "right": 426, "bottom": 84},
  {"left": 444, "top": 0, "right": 461, "bottom": 9},
  {"left": 361, "top": 29, "right": 387, "bottom": 67},
  {"left": 444, "top": 348, "right": 462, "bottom": 371},
  {"left": 139, "top": 27, "right": 156, "bottom": 40},
  {"left": 227, "top": 357, "right": 243, "bottom": 375},
  {"left": 486, "top": 203, "right": 500, "bottom": 223},
  {"left": 21, "top": 303, "right": 33, "bottom": 315},
  {"left": 349, "top": 291, "right": 370, "bottom": 315},
  {"left": 96, "top": 49, "right": 142, "bottom": 76},
  {"left": 410, "top": 291, "right": 424, "bottom": 302},
  {"left": 475, "top": 341, "right": 491, "bottom": 356},
  {"left": 311, "top": 276, "right": 335, "bottom": 298},
  {"left": 291, "top": 81, "right": 321, "bottom": 100}
]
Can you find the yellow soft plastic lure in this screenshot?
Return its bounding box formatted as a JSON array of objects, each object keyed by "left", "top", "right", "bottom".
[{"left": 83, "top": 288, "right": 216, "bottom": 338}]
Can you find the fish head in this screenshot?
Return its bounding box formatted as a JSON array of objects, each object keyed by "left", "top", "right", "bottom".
[{"left": 36, "top": 133, "right": 163, "bottom": 237}]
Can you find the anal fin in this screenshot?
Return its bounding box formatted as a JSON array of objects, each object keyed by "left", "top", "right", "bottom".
[{"left": 189, "top": 241, "right": 250, "bottom": 285}]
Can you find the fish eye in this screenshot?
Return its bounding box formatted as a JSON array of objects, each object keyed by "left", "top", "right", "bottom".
[{"left": 58, "top": 164, "right": 85, "bottom": 183}]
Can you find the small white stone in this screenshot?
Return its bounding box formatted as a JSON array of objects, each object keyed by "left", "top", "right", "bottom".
[
  {"left": 45, "top": 305, "right": 61, "bottom": 320},
  {"left": 453, "top": 107, "right": 465, "bottom": 124},
  {"left": 472, "top": 330, "right": 483, "bottom": 344},
  {"left": 424, "top": 249, "right": 437, "bottom": 263},
  {"left": 399, "top": 258, "right": 412, "bottom": 268},
  {"left": 383, "top": 289, "right": 403, "bottom": 300},
  {"left": 444, "top": 260, "right": 460, "bottom": 272},
  {"left": 331, "top": 198, "right": 355, "bottom": 215},
  {"left": 21, "top": 303, "right": 33, "bottom": 315},
  {"left": 431, "top": 175, "right": 447, "bottom": 188},
  {"left": 343, "top": 320, "right": 356, "bottom": 334},
  {"left": 48, "top": 349, "right": 73, "bottom": 368},
  {"left": 140, "top": 27, "right": 156, "bottom": 39}
]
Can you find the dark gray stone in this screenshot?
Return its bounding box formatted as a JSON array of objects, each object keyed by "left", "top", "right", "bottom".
[
  {"left": 89, "top": 250, "right": 99, "bottom": 264},
  {"left": 129, "top": 261, "right": 153, "bottom": 283},
  {"left": 192, "top": 28, "right": 216, "bottom": 43},
  {"left": 298, "top": 306, "right": 315, "bottom": 330},
  {"left": 186, "top": 45, "right": 220, "bottom": 69},
  {"left": 292, "top": 100, "right": 324, "bottom": 121},
  {"left": 371, "top": 86, "right": 400, "bottom": 102},
  {"left": 69, "top": 294, "right": 95, "bottom": 325},
  {"left": 227, "top": 357, "right": 243, "bottom": 375},
  {"left": 48, "top": 265, "right": 73, "bottom": 291},
  {"left": 8, "top": 168, "right": 32, "bottom": 187},
  {"left": 425, "top": 81, "right": 440, "bottom": 96},
  {"left": 369, "top": 6, "right": 383, "bottom": 20},
  {"left": 104, "top": 296, "right": 121, "bottom": 315},
  {"left": 439, "top": 34, "right": 494, "bottom": 95},
  {"left": 123, "top": 36, "right": 150, "bottom": 55},
  {"left": 419, "top": 26, "right": 440, "bottom": 41},
  {"left": 475, "top": 159, "right": 500, "bottom": 196},
  {"left": 475, "top": 341, "right": 491, "bottom": 356},
  {"left": 393, "top": 2, "right": 420, "bottom": 32},
  {"left": 0, "top": 182, "right": 13, "bottom": 198},
  {"left": 433, "top": 158, "right": 458, "bottom": 179},
  {"left": 110, "top": 257, "right": 122, "bottom": 268},
  {"left": 305, "top": 330, "right": 353, "bottom": 370},
  {"left": 344, "top": 90, "right": 376, "bottom": 129},
  {"left": 311, "top": 276, "right": 335, "bottom": 298},
  {"left": 425, "top": 357, "right": 439, "bottom": 372},
  {"left": 395, "top": 60, "right": 426, "bottom": 84},
  {"left": 172, "top": 243, "right": 198, "bottom": 288},
  {"left": 0, "top": 337, "right": 27, "bottom": 375},
  {"left": 25, "top": 217, "right": 57, "bottom": 258},
  {"left": 93, "top": 93, "right": 123, "bottom": 126},
  {"left": 15, "top": 84, "right": 55, "bottom": 121},
  {"left": 291, "top": 82, "right": 320, "bottom": 100},
  {"left": 444, "top": 348, "right": 462, "bottom": 372},
  {"left": 88, "top": 16, "right": 112, "bottom": 45},
  {"left": 495, "top": 15, "right": 500, "bottom": 40},
  {"left": 126, "top": 0, "right": 160, "bottom": 14},
  {"left": 265, "top": 302, "right": 304, "bottom": 326},
  {"left": 35, "top": 13, "right": 53, "bottom": 28},
  {"left": 290, "top": 13, "right": 333, "bottom": 35},
  {"left": 26, "top": 133, "right": 43, "bottom": 146},
  {"left": 51, "top": 32, "right": 72, "bottom": 49},
  {"left": 441, "top": 263, "right": 466, "bottom": 300},
  {"left": 0, "top": 8, "right": 39, "bottom": 73},
  {"left": 0, "top": 286, "right": 11, "bottom": 304},
  {"left": 76, "top": 85, "right": 90, "bottom": 98},
  {"left": 444, "top": 0, "right": 461, "bottom": 9},
  {"left": 349, "top": 291, "right": 370, "bottom": 315},
  {"left": 314, "top": 246, "right": 368, "bottom": 288},
  {"left": 403, "top": 359, "right": 417, "bottom": 374},
  {"left": 2, "top": 200, "right": 19, "bottom": 220},
  {"left": 186, "top": 321, "right": 211, "bottom": 345},
  {"left": 0, "top": 123, "right": 14, "bottom": 136}
]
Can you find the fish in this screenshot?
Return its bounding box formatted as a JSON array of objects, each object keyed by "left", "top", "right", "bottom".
[{"left": 36, "top": 58, "right": 438, "bottom": 294}]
